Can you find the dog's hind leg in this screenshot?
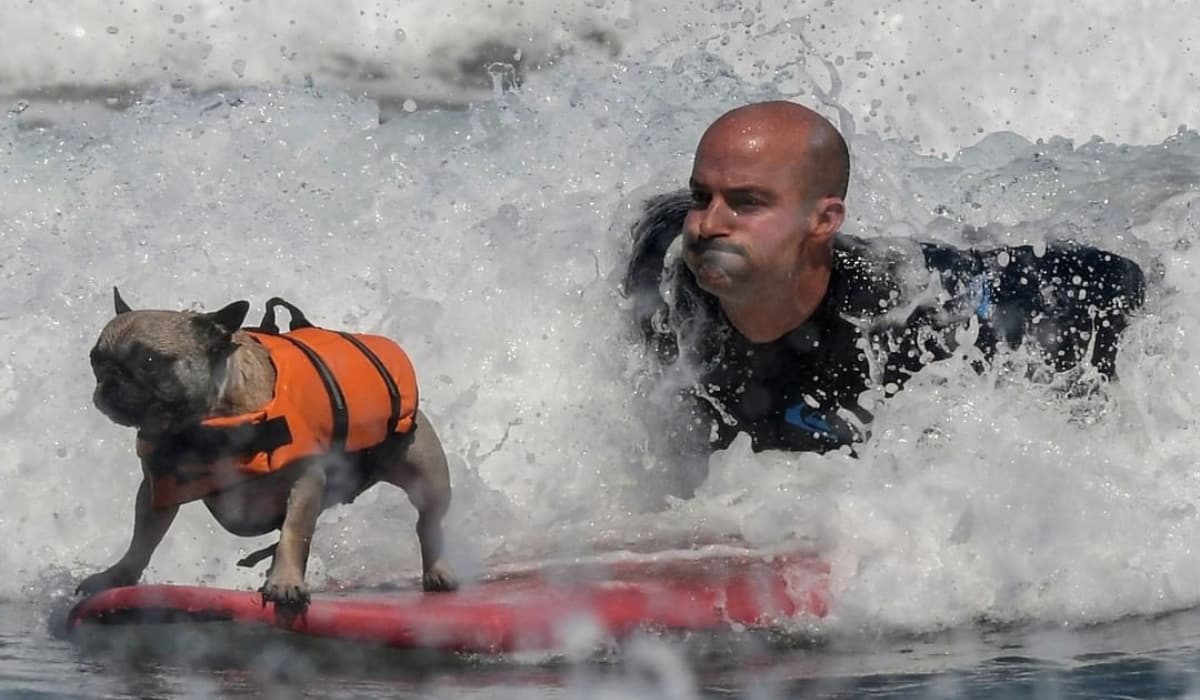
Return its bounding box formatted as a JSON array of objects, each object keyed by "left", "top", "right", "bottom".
[{"left": 373, "top": 410, "right": 458, "bottom": 592}]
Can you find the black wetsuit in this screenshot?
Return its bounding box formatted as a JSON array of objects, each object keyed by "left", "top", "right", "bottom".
[{"left": 624, "top": 191, "right": 1146, "bottom": 456}]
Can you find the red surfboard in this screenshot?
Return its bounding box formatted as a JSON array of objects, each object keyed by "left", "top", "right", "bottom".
[{"left": 68, "top": 549, "right": 829, "bottom": 654}]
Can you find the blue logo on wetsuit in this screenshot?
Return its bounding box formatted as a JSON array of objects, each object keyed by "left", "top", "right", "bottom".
[
  {"left": 968, "top": 275, "right": 992, "bottom": 319},
  {"left": 784, "top": 403, "right": 835, "bottom": 438}
]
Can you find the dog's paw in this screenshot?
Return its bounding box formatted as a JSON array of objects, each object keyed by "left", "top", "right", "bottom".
[
  {"left": 260, "top": 571, "right": 311, "bottom": 609},
  {"left": 76, "top": 565, "right": 140, "bottom": 596},
  {"left": 422, "top": 562, "right": 459, "bottom": 593}
]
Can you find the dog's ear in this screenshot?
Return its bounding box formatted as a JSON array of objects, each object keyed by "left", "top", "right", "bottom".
[
  {"left": 193, "top": 300, "right": 250, "bottom": 352},
  {"left": 113, "top": 287, "right": 133, "bottom": 315},
  {"left": 203, "top": 300, "right": 250, "bottom": 334}
]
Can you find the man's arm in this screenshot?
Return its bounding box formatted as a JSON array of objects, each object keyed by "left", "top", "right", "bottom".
[
  {"left": 978, "top": 243, "right": 1145, "bottom": 377},
  {"left": 873, "top": 240, "right": 1145, "bottom": 390}
]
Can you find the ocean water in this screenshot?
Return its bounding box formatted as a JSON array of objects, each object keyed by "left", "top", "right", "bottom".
[{"left": 3, "top": 0, "right": 1200, "bottom": 697}]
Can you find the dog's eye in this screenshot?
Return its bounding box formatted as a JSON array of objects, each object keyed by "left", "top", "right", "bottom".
[
  {"left": 142, "top": 350, "right": 173, "bottom": 364},
  {"left": 143, "top": 353, "right": 175, "bottom": 368},
  {"left": 131, "top": 350, "right": 171, "bottom": 369}
]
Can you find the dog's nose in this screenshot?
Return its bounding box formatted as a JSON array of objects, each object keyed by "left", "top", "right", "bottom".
[{"left": 93, "top": 383, "right": 117, "bottom": 411}]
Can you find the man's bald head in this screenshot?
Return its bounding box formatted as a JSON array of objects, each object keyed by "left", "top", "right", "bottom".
[
  {"left": 698, "top": 101, "right": 850, "bottom": 201},
  {"left": 683, "top": 101, "right": 848, "bottom": 329}
]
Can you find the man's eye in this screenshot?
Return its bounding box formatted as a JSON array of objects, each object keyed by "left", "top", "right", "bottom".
[
  {"left": 729, "top": 196, "right": 762, "bottom": 212},
  {"left": 689, "top": 191, "right": 711, "bottom": 208}
]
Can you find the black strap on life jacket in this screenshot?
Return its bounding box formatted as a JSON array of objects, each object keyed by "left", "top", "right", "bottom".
[
  {"left": 256, "top": 297, "right": 406, "bottom": 436},
  {"left": 276, "top": 333, "right": 350, "bottom": 450},
  {"left": 256, "top": 297, "right": 315, "bottom": 333},
  {"left": 336, "top": 331, "right": 404, "bottom": 434},
  {"left": 238, "top": 542, "right": 278, "bottom": 568},
  {"left": 139, "top": 417, "right": 294, "bottom": 481},
  {"left": 251, "top": 297, "right": 350, "bottom": 450}
]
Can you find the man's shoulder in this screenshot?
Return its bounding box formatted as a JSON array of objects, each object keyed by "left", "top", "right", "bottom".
[{"left": 830, "top": 233, "right": 977, "bottom": 319}]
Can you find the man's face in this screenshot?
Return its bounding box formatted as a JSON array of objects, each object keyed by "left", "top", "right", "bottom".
[{"left": 682, "top": 126, "right": 813, "bottom": 303}]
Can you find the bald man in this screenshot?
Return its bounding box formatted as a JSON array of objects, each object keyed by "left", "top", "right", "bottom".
[{"left": 625, "top": 102, "right": 1145, "bottom": 492}]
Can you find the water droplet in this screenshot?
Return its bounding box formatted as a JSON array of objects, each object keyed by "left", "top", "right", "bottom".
[
  {"left": 106, "top": 25, "right": 119, "bottom": 35},
  {"left": 173, "top": 14, "right": 185, "bottom": 23},
  {"left": 402, "top": 98, "right": 417, "bottom": 113},
  {"left": 394, "top": 28, "right": 406, "bottom": 42},
  {"left": 232, "top": 58, "right": 246, "bottom": 78}
]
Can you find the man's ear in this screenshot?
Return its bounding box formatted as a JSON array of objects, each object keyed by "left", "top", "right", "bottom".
[{"left": 809, "top": 196, "right": 845, "bottom": 244}]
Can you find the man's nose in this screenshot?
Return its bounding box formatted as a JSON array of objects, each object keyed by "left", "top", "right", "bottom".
[{"left": 691, "top": 200, "right": 730, "bottom": 240}]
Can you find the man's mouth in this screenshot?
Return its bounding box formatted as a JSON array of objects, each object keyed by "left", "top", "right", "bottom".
[{"left": 685, "top": 239, "right": 745, "bottom": 258}]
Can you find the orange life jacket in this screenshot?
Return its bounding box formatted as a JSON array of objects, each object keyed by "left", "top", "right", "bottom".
[{"left": 141, "top": 304, "right": 419, "bottom": 510}]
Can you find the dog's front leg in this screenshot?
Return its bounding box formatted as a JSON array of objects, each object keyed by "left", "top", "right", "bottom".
[
  {"left": 77, "top": 476, "right": 178, "bottom": 595},
  {"left": 261, "top": 461, "right": 325, "bottom": 608}
]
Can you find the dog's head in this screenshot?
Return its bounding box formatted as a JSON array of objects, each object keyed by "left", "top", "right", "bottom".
[{"left": 90, "top": 288, "right": 250, "bottom": 434}]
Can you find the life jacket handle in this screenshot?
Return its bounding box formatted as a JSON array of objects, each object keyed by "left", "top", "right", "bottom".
[{"left": 258, "top": 297, "right": 315, "bottom": 334}]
